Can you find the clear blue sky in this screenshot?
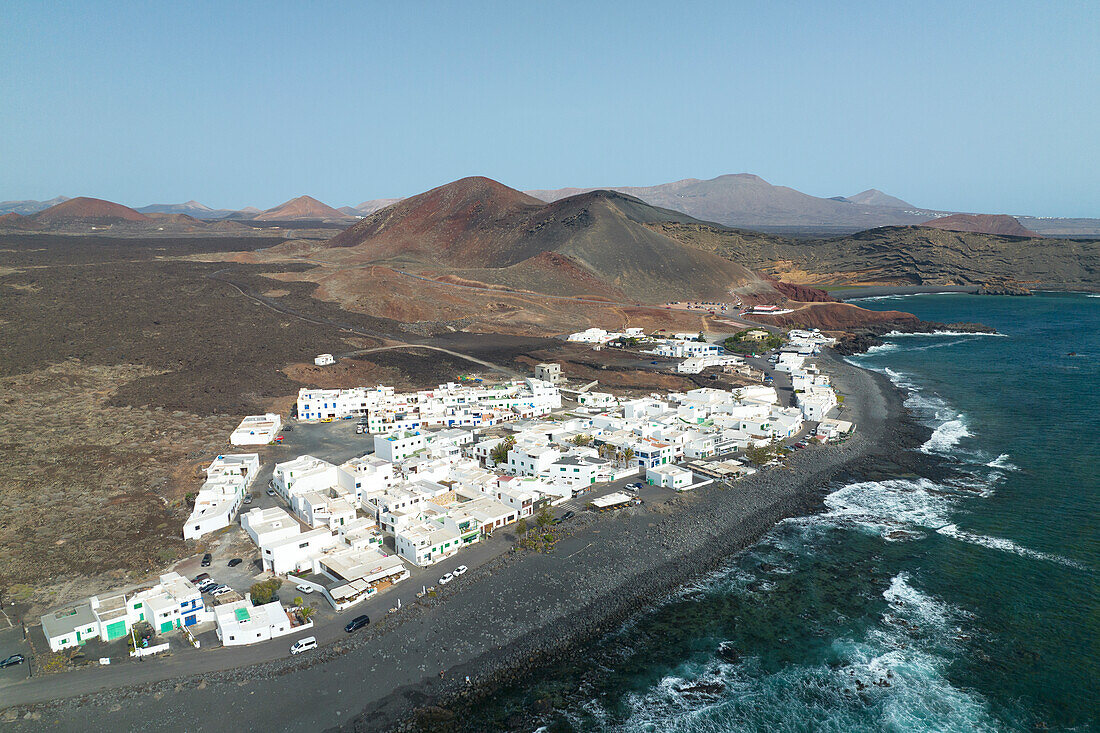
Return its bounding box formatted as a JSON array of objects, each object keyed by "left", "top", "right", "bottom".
[{"left": 2, "top": 1, "right": 1097, "bottom": 216}]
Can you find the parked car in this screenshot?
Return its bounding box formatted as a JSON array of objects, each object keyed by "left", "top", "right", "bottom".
[
  {"left": 243, "top": 494, "right": 253, "bottom": 504},
  {"left": 0, "top": 654, "right": 25, "bottom": 669},
  {"left": 290, "top": 636, "right": 317, "bottom": 655},
  {"left": 355, "top": 425, "right": 365, "bottom": 434},
  {"left": 200, "top": 553, "right": 212, "bottom": 567},
  {"left": 193, "top": 572, "right": 211, "bottom": 583},
  {"left": 211, "top": 586, "right": 233, "bottom": 597},
  {"left": 282, "top": 425, "right": 293, "bottom": 432},
  {"left": 439, "top": 572, "right": 454, "bottom": 585},
  {"left": 295, "top": 584, "right": 313, "bottom": 594},
  {"left": 197, "top": 579, "right": 217, "bottom": 591},
  {"left": 227, "top": 558, "right": 243, "bottom": 567},
  {"left": 344, "top": 615, "right": 370, "bottom": 633},
  {"left": 453, "top": 565, "right": 468, "bottom": 576},
  {"left": 627, "top": 482, "right": 643, "bottom": 491},
  {"left": 562, "top": 510, "right": 576, "bottom": 521},
  {"left": 267, "top": 488, "right": 276, "bottom": 496}
]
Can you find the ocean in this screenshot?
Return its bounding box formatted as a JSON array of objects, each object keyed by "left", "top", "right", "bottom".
[{"left": 475, "top": 292, "right": 1100, "bottom": 732}]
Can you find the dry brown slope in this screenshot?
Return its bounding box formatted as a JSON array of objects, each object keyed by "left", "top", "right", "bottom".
[
  {"left": 324, "top": 177, "right": 775, "bottom": 303},
  {"left": 35, "top": 196, "right": 149, "bottom": 223}
]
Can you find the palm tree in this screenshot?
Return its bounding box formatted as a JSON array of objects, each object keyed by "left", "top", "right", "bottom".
[{"left": 623, "top": 447, "right": 635, "bottom": 467}]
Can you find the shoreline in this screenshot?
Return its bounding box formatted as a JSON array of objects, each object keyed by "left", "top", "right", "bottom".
[
  {"left": 373, "top": 350, "right": 938, "bottom": 732},
  {"left": 2, "top": 353, "right": 930, "bottom": 732}
]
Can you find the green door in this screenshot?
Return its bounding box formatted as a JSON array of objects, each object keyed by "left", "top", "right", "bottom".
[
  {"left": 160, "top": 620, "right": 174, "bottom": 634},
  {"left": 105, "top": 620, "right": 127, "bottom": 641}
]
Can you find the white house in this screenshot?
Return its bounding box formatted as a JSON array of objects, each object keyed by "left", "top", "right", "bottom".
[
  {"left": 40, "top": 572, "right": 206, "bottom": 652},
  {"left": 183, "top": 454, "right": 260, "bottom": 540},
  {"left": 507, "top": 443, "right": 561, "bottom": 476},
  {"left": 374, "top": 430, "right": 426, "bottom": 463},
  {"left": 314, "top": 353, "right": 335, "bottom": 366},
  {"left": 230, "top": 414, "right": 282, "bottom": 446},
  {"left": 646, "top": 464, "right": 694, "bottom": 490},
  {"left": 214, "top": 598, "right": 305, "bottom": 647},
  {"left": 260, "top": 527, "right": 339, "bottom": 574},
  {"left": 241, "top": 506, "right": 301, "bottom": 546}
]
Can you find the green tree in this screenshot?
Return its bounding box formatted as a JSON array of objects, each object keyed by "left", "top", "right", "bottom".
[
  {"left": 293, "top": 596, "right": 304, "bottom": 608},
  {"left": 299, "top": 606, "right": 315, "bottom": 621},
  {"left": 622, "top": 447, "right": 635, "bottom": 467},
  {"left": 570, "top": 434, "right": 591, "bottom": 447},
  {"left": 697, "top": 332, "right": 707, "bottom": 342},
  {"left": 489, "top": 436, "right": 515, "bottom": 466},
  {"left": 515, "top": 517, "right": 528, "bottom": 539},
  {"left": 250, "top": 578, "right": 283, "bottom": 605},
  {"left": 535, "top": 506, "right": 553, "bottom": 531}
]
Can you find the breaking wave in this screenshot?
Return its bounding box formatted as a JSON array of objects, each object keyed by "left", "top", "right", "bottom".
[
  {"left": 935, "top": 525, "right": 1086, "bottom": 570},
  {"left": 597, "top": 573, "right": 997, "bottom": 733},
  {"left": 985, "top": 453, "right": 1018, "bottom": 471},
  {"left": 922, "top": 416, "right": 972, "bottom": 454},
  {"left": 883, "top": 330, "right": 1008, "bottom": 338}
]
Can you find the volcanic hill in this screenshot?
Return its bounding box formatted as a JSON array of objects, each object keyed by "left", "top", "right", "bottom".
[
  {"left": 325, "top": 176, "right": 773, "bottom": 303},
  {"left": 254, "top": 195, "right": 351, "bottom": 221},
  {"left": 920, "top": 213, "right": 1040, "bottom": 238},
  {"left": 34, "top": 196, "right": 149, "bottom": 223}
]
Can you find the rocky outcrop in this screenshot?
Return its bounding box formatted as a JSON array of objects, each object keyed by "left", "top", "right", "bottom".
[{"left": 833, "top": 321, "right": 998, "bottom": 355}]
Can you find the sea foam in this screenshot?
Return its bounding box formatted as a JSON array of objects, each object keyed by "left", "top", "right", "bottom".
[{"left": 935, "top": 524, "right": 1086, "bottom": 570}]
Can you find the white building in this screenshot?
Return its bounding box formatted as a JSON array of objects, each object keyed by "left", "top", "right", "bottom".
[
  {"left": 230, "top": 413, "right": 282, "bottom": 446},
  {"left": 314, "top": 353, "right": 335, "bottom": 366},
  {"left": 374, "top": 430, "right": 427, "bottom": 463},
  {"left": 241, "top": 506, "right": 301, "bottom": 546},
  {"left": 214, "top": 598, "right": 305, "bottom": 647},
  {"left": 183, "top": 454, "right": 260, "bottom": 540},
  {"left": 40, "top": 572, "right": 206, "bottom": 652},
  {"left": 646, "top": 464, "right": 695, "bottom": 490}
]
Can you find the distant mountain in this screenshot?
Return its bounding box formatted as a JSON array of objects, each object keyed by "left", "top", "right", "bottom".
[
  {"left": 337, "top": 206, "right": 365, "bottom": 217},
  {"left": 354, "top": 198, "right": 404, "bottom": 215},
  {"left": 844, "top": 189, "right": 913, "bottom": 208},
  {"left": 0, "top": 212, "right": 44, "bottom": 230},
  {"left": 136, "top": 200, "right": 237, "bottom": 219},
  {"left": 34, "top": 197, "right": 148, "bottom": 223},
  {"left": 326, "top": 176, "right": 774, "bottom": 303},
  {"left": 921, "top": 214, "right": 1040, "bottom": 238},
  {"left": 0, "top": 196, "right": 70, "bottom": 216},
  {"left": 525, "top": 174, "right": 939, "bottom": 230},
  {"left": 253, "top": 195, "right": 351, "bottom": 221}
]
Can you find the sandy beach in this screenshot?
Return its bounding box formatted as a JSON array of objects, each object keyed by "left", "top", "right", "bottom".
[{"left": 2, "top": 352, "right": 929, "bottom": 732}]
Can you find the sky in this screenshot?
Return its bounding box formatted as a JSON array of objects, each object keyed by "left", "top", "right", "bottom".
[{"left": 1, "top": 1, "right": 1097, "bottom": 216}]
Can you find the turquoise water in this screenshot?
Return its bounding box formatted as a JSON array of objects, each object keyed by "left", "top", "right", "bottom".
[{"left": 472, "top": 293, "right": 1100, "bottom": 732}]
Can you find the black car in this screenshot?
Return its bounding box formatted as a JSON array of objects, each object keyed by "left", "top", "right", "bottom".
[
  {"left": 561, "top": 510, "right": 575, "bottom": 521},
  {"left": 282, "top": 425, "right": 293, "bottom": 432},
  {"left": 0, "top": 654, "right": 25, "bottom": 668},
  {"left": 227, "top": 558, "right": 243, "bottom": 567},
  {"left": 345, "top": 614, "right": 370, "bottom": 633},
  {"left": 200, "top": 553, "right": 212, "bottom": 567}
]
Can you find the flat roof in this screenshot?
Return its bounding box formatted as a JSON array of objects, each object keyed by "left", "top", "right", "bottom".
[{"left": 591, "top": 492, "right": 633, "bottom": 508}]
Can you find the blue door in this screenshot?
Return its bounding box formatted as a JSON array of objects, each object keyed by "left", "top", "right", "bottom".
[{"left": 184, "top": 615, "right": 197, "bottom": 626}]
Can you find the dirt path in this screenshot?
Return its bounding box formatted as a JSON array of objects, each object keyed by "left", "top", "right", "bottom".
[{"left": 207, "top": 268, "right": 520, "bottom": 377}]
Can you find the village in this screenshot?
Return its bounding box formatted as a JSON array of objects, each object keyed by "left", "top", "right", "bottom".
[{"left": 30, "top": 327, "right": 852, "bottom": 667}]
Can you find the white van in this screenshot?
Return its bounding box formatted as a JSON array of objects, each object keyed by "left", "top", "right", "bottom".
[{"left": 289, "top": 636, "right": 317, "bottom": 655}]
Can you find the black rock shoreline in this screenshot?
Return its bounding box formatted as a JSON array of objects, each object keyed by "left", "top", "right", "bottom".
[
  {"left": 354, "top": 352, "right": 940, "bottom": 733},
  {"left": 833, "top": 320, "right": 997, "bottom": 356}
]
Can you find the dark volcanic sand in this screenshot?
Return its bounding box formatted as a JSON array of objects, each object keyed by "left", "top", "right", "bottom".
[{"left": 2, "top": 352, "right": 934, "bottom": 732}]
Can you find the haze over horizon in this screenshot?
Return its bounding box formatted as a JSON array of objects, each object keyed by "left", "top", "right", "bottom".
[{"left": 2, "top": 1, "right": 1097, "bottom": 217}]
